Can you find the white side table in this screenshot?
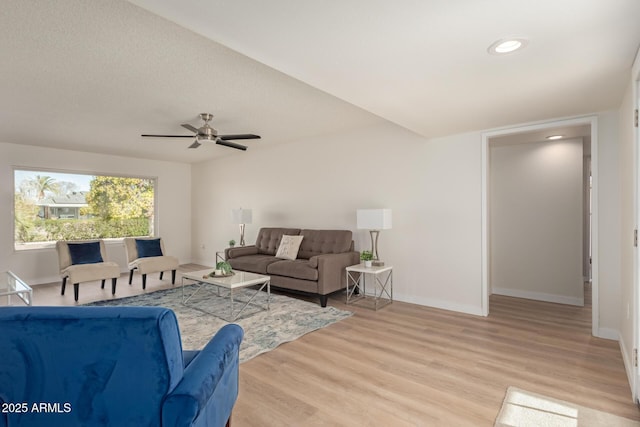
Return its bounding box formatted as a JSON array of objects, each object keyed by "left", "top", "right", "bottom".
[
  {"left": 345, "top": 264, "right": 393, "bottom": 310},
  {"left": 1, "top": 271, "right": 33, "bottom": 306}
]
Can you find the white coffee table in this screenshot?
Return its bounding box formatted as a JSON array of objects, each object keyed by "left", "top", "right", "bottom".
[
  {"left": 1, "top": 271, "right": 33, "bottom": 306},
  {"left": 181, "top": 269, "right": 270, "bottom": 321}
]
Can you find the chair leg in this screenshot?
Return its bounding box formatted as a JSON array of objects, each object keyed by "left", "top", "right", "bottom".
[
  {"left": 101, "top": 279, "right": 105, "bottom": 289},
  {"left": 112, "top": 278, "right": 117, "bottom": 295},
  {"left": 171, "top": 270, "right": 176, "bottom": 285},
  {"left": 73, "top": 283, "right": 79, "bottom": 302},
  {"left": 159, "top": 271, "right": 164, "bottom": 280},
  {"left": 142, "top": 274, "right": 147, "bottom": 290},
  {"left": 129, "top": 269, "right": 134, "bottom": 285},
  {"left": 61, "top": 277, "right": 67, "bottom": 295}
]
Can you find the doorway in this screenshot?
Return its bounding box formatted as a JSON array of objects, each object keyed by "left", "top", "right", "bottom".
[{"left": 481, "top": 116, "right": 598, "bottom": 335}]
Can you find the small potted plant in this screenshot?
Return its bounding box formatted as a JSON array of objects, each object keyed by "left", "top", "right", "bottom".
[
  {"left": 360, "top": 250, "right": 373, "bottom": 268},
  {"left": 213, "top": 261, "right": 233, "bottom": 276},
  {"left": 228, "top": 239, "right": 236, "bottom": 248}
]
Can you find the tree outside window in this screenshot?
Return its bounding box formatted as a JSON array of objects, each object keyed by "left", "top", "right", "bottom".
[{"left": 14, "top": 170, "right": 156, "bottom": 250}]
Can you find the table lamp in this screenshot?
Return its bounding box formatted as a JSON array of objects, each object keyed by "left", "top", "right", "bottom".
[
  {"left": 231, "top": 208, "right": 252, "bottom": 246},
  {"left": 357, "top": 209, "right": 392, "bottom": 266}
]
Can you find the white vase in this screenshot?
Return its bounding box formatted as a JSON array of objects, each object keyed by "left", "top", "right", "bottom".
[{"left": 364, "top": 260, "right": 372, "bottom": 268}]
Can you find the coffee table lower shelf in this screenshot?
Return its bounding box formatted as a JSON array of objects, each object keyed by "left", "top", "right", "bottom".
[{"left": 181, "top": 270, "right": 270, "bottom": 321}]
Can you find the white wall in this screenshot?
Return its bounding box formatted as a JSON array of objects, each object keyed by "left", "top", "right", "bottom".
[
  {"left": 191, "top": 122, "right": 484, "bottom": 315},
  {"left": 191, "top": 112, "right": 621, "bottom": 324},
  {"left": 597, "top": 110, "right": 623, "bottom": 338},
  {"left": 618, "top": 76, "right": 637, "bottom": 389},
  {"left": 0, "top": 142, "right": 192, "bottom": 285},
  {"left": 490, "top": 138, "right": 584, "bottom": 305}
]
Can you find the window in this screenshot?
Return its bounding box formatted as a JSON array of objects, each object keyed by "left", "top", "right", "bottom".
[{"left": 14, "top": 169, "right": 156, "bottom": 250}]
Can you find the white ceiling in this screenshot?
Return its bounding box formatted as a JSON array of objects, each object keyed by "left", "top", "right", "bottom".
[{"left": 2, "top": 0, "right": 639, "bottom": 163}]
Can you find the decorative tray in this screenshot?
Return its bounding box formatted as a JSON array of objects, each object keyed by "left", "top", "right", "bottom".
[{"left": 204, "top": 271, "right": 234, "bottom": 279}]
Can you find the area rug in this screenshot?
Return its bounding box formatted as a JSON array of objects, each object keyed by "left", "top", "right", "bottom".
[
  {"left": 85, "top": 286, "right": 353, "bottom": 363},
  {"left": 495, "top": 387, "right": 640, "bottom": 427}
]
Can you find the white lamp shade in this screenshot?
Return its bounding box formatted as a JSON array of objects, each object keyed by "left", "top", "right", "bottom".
[
  {"left": 231, "top": 208, "right": 252, "bottom": 224},
  {"left": 357, "top": 209, "right": 392, "bottom": 230}
]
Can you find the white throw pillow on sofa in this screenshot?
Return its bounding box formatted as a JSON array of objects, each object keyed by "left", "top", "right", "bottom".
[{"left": 275, "top": 235, "right": 304, "bottom": 260}]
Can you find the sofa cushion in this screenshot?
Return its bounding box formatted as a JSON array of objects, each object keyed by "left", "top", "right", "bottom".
[
  {"left": 267, "top": 259, "right": 319, "bottom": 281},
  {"left": 68, "top": 241, "right": 104, "bottom": 265},
  {"left": 297, "top": 229, "right": 353, "bottom": 259},
  {"left": 275, "top": 235, "right": 304, "bottom": 260},
  {"left": 254, "top": 228, "right": 301, "bottom": 255},
  {"left": 227, "top": 254, "right": 280, "bottom": 274}
]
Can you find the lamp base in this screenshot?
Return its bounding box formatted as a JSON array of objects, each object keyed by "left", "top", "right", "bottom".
[
  {"left": 239, "top": 223, "right": 246, "bottom": 246},
  {"left": 372, "top": 260, "right": 385, "bottom": 267}
]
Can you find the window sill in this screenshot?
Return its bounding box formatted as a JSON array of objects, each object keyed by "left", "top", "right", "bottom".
[{"left": 14, "top": 237, "right": 152, "bottom": 253}]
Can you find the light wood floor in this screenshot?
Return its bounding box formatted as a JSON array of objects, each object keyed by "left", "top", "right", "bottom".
[{"left": 9, "top": 266, "right": 640, "bottom": 426}]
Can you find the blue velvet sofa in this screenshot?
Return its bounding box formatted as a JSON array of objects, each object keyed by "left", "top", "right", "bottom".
[{"left": 0, "top": 306, "right": 243, "bottom": 427}]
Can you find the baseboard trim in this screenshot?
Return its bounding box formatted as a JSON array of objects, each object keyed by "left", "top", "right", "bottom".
[
  {"left": 394, "top": 293, "right": 484, "bottom": 317},
  {"left": 596, "top": 327, "right": 620, "bottom": 341},
  {"left": 492, "top": 287, "right": 584, "bottom": 306}
]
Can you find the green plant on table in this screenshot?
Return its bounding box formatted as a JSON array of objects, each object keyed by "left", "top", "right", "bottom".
[
  {"left": 228, "top": 239, "right": 236, "bottom": 247},
  {"left": 216, "top": 261, "right": 233, "bottom": 274},
  {"left": 360, "top": 250, "right": 373, "bottom": 261}
]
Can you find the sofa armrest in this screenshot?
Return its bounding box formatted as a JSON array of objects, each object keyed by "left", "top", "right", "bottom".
[
  {"left": 162, "top": 324, "right": 244, "bottom": 427},
  {"left": 313, "top": 251, "right": 360, "bottom": 295},
  {"left": 225, "top": 245, "right": 258, "bottom": 259}
]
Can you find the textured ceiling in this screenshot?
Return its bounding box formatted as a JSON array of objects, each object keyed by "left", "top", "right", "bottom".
[
  {"left": 1, "top": 1, "right": 639, "bottom": 163},
  {"left": 0, "top": 1, "right": 382, "bottom": 162}
]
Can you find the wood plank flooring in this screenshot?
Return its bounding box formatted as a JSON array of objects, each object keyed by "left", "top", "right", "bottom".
[{"left": 8, "top": 265, "right": 640, "bottom": 426}]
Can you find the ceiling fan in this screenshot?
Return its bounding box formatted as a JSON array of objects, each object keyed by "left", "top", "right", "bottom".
[{"left": 141, "top": 113, "right": 260, "bottom": 151}]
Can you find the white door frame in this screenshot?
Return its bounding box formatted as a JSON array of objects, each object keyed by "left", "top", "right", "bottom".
[
  {"left": 481, "top": 116, "right": 599, "bottom": 336},
  {"left": 632, "top": 52, "right": 640, "bottom": 403}
]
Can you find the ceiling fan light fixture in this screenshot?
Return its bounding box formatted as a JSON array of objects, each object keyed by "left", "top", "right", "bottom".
[
  {"left": 197, "top": 134, "right": 216, "bottom": 142},
  {"left": 141, "top": 112, "right": 260, "bottom": 151},
  {"left": 488, "top": 37, "right": 528, "bottom": 55}
]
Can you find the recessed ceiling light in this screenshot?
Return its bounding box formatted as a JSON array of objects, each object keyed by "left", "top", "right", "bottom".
[
  {"left": 546, "top": 135, "right": 564, "bottom": 140},
  {"left": 488, "top": 38, "right": 528, "bottom": 55}
]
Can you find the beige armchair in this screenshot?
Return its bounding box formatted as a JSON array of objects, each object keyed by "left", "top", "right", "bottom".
[
  {"left": 56, "top": 240, "right": 121, "bottom": 302},
  {"left": 123, "top": 237, "right": 178, "bottom": 290}
]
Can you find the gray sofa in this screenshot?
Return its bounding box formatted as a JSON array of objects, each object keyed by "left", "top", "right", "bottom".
[{"left": 225, "top": 228, "right": 360, "bottom": 307}]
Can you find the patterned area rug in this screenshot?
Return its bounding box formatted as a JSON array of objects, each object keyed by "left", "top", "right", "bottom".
[
  {"left": 495, "top": 387, "right": 640, "bottom": 426},
  {"left": 85, "top": 285, "right": 353, "bottom": 363}
]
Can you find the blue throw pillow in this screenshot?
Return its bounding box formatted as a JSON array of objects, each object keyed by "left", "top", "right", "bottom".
[
  {"left": 68, "top": 242, "right": 104, "bottom": 265},
  {"left": 136, "top": 238, "right": 163, "bottom": 258}
]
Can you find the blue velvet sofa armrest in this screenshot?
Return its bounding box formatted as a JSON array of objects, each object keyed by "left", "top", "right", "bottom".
[{"left": 163, "top": 324, "right": 244, "bottom": 427}]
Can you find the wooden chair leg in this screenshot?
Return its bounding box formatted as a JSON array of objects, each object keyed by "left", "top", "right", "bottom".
[
  {"left": 159, "top": 271, "right": 164, "bottom": 280},
  {"left": 171, "top": 270, "right": 176, "bottom": 285},
  {"left": 142, "top": 274, "right": 147, "bottom": 290},
  {"left": 73, "top": 283, "right": 79, "bottom": 302},
  {"left": 111, "top": 278, "right": 117, "bottom": 295},
  {"left": 129, "top": 269, "right": 134, "bottom": 285},
  {"left": 61, "top": 277, "right": 67, "bottom": 295},
  {"left": 101, "top": 279, "right": 105, "bottom": 289}
]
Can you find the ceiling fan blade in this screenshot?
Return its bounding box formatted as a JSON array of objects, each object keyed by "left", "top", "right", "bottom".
[
  {"left": 188, "top": 140, "right": 201, "bottom": 149},
  {"left": 141, "top": 134, "right": 194, "bottom": 138},
  {"left": 181, "top": 124, "right": 199, "bottom": 133},
  {"left": 219, "top": 134, "right": 261, "bottom": 140},
  {"left": 216, "top": 139, "right": 247, "bottom": 151}
]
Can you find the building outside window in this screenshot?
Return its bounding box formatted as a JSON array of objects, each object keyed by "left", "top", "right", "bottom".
[{"left": 14, "top": 169, "right": 156, "bottom": 250}]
